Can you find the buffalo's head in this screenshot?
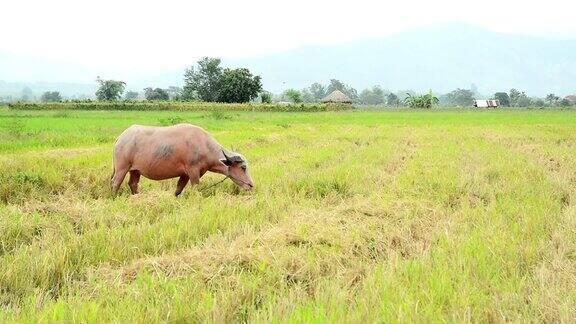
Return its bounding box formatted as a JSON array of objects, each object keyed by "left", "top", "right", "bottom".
[{"left": 221, "top": 149, "right": 254, "bottom": 190}]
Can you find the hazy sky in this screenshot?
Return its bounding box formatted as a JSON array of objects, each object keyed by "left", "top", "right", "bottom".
[{"left": 2, "top": 0, "right": 575, "bottom": 72}]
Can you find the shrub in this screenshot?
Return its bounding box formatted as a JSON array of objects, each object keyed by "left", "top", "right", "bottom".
[
  {"left": 144, "top": 88, "right": 169, "bottom": 101},
  {"left": 207, "top": 111, "right": 233, "bottom": 120},
  {"left": 158, "top": 116, "right": 185, "bottom": 126},
  {"left": 40, "top": 91, "right": 62, "bottom": 102},
  {"left": 260, "top": 91, "right": 273, "bottom": 104},
  {"left": 404, "top": 90, "right": 439, "bottom": 109}
]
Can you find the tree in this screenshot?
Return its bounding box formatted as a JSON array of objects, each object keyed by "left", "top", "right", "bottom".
[
  {"left": 386, "top": 93, "right": 399, "bottom": 107},
  {"left": 124, "top": 91, "right": 139, "bottom": 100},
  {"left": 260, "top": 91, "right": 272, "bottom": 103},
  {"left": 444, "top": 88, "right": 475, "bottom": 106},
  {"left": 347, "top": 87, "right": 359, "bottom": 102},
  {"left": 309, "top": 83, "right": 326, "bottom": 102},
  {"left": 494, "top": 92, "right": 510, "bottom": 107},
  {"left": 326, "top": 79, "right": 346, "bottom": 93},
  {"left": 284, "top": 89, "right": 302, "bottom": 103},
  {"left": 21, "top": 86, "right": 33, "bottom": 101},
  {"left": 509, "top": 88, "right": 531, "bottom": 107},
  {"left": 167, "top": 86, "right": 183, "bottom": 100},
  {"left": 300, "top": 88, "right": 314, "bottom": 102},
  {"left": 359, "top": 86, "right": 385, "bottom": 105},
  {"left": 560, "top": 98, "right": 571, "bottom": 107},
  {"left": 326, "top": 79, "right": 358, "bottom": 102},
  {"left": 372, "top": 86, "right": 385, "bottom": 103},
  {"left": 532, "top": 98, "right": 545, "bottom": 107},
  {"left": 404, "top": 90, "right": 438, "bottom": 109},
  {"left": 217, "top": 68, "right": 262, "bottom": 103},
  {"left": 40, "top": 91, "right": 62, "bottom": 102},
  {"left": 182, "top": 57, "right": 262, "bottom": 103},
  {"left": 514, "top": 92, "right": 532, "bottom": 107},
  {"left": 359, "top": 88, "right": 372, "bottom": 105},
  {"left": 181, "top": 88, "right": 198, "bottom": 101},
  {"left": 545, "top": 93, "right": 559, "bottom": 106},
  {"left": 144, "top": 87, "right": 169, "bottom": 101},
  {"left": 183, "top": 57, "right": 223, "bottom": 102},
  {"left": 509, "top": 89, "right": 520, "bottom": 106},
  {"left": 95, "top": 78, "right": 126, "bottom": 101}
]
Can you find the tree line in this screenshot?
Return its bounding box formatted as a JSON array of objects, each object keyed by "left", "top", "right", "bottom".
[
  {"left": 20, "top": 83, "right": 576, "bottom": 108},
  {"left": 91, "top": 57, "right": 263, "bottom": 103},
  {"left": 441, "top": 88, "right": 573, "bottom": 108},
  {"left": 279, "top": 85, "right": 575, "bottom": 108},
  {"left": 4, "top": 56, "right": 575, "bottom": 108}
]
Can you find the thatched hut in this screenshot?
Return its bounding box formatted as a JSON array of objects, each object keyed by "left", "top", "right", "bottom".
[{"left": 322, "top": 90, "right": 352, "bottom": 104}]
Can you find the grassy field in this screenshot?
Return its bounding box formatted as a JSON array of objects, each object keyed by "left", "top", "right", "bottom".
[{"left": 0, "top": 107, "right": 575, "bottom": 322}]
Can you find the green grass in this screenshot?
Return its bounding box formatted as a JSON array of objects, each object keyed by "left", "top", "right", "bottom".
[{"left": 0, "top": 107, "right": 575, "bottom": 322}]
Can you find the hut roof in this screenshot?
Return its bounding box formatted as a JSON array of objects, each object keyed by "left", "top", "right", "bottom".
[{"left": 322, "top": 90, "right": 352, "bottom": 103}]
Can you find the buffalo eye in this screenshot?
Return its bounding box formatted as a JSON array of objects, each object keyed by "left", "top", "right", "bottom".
[{"left": 241, "top": 165, "right": 247, "bottom": 171}]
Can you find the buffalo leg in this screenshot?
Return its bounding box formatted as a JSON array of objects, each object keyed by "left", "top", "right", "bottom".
[
  {"left": 128, "top": 170, "right": 141, "bottom": 195},
  {"left": 186, "top": 169, "right": 201, "bottom": 187},
  {"left": 189, "top": 174, "right": 200, "bottom": 187},
  {"left": 111, "top": 166, "right": 129, "bottom": 194},
  {"left": 175, "top": 175, "right": 190, "bottom": 196}
]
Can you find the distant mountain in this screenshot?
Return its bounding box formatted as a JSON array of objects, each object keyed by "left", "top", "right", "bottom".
[
  {"left": 2, "top": 23, "right": 575, "bottom": 98},
  {"left": 226, "top": 23, "right": 576, "bottom": 96},
  {"left": 0, "top": 51, "right": 95, "bottom": 98},
  {"left": 0, "top": 80, "right": 96, "bottom": 99},
  {"left": 0, "top": 51, "right": 165, "bottom": 99}
]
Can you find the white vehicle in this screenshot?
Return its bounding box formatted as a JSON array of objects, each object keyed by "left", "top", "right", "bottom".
[{"left": 474, "top": 99, "right": 500, "bottom": 108}]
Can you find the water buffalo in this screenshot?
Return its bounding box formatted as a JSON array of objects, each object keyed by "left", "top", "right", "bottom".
[{"left": 111, "top": 123, "right": 253, "bottom": 195}]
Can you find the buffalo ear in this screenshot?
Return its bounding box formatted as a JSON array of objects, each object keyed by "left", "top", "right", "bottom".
[
  {"left": 220, "top": 158, "right": 233, "bottom": 166},
  {"left": 222, "top": 149, "right": 245, "bottom": 165},
  {"left": 221, "top": 149, "right": 232, "bottom": 166}
]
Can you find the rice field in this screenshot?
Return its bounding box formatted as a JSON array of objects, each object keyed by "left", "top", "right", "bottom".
[{"left": 0, "top": 107, "right": 575, "bottom": 322}]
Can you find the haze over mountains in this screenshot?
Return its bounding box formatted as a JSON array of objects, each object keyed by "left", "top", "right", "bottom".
[{"left": 1, "top": 23, "right": 575, "bottom": 98}]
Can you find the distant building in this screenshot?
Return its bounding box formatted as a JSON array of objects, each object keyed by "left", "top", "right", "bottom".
[
  {"left": 474, "top": 99, "right": 500, "bottom": 108},
  {"left": 322, "top": 90, "right": 352, "bottom": 104},
  {"left": 565, "top": 95, "right": 576, "bottom": 105}
]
